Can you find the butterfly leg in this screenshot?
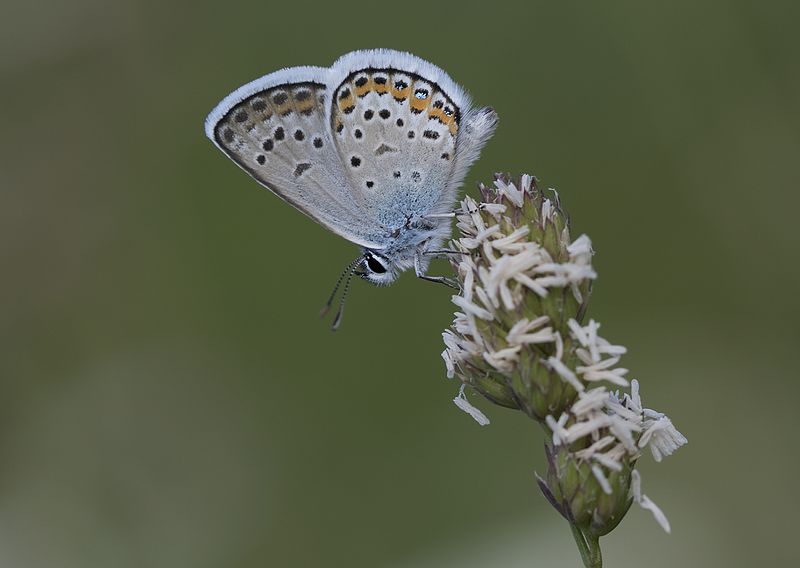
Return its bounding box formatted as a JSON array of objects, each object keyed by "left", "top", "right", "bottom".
[
  {"left": 414, "top": 246, "right": 460, "bottom": 290},
  {"left": 424, "top": 249, "right": 468, "bottom": 258},
  {"left": 421, "top": 203, "right": 486, "bottom": 222}
]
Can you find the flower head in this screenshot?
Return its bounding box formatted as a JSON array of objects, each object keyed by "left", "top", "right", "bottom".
[
  {"left": 443, "top": 174, "right": 599, "bottom": 422},
  {"left": 441, "top": 173, "right": 687, "bottom": 564}
]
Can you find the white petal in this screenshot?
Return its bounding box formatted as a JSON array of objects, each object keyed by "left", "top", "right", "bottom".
[
  {"left": 547, "top": 357, "right": 584, "bottom": 392},
  {"left": 453, "top": 386, "right": 490, "bottom": 426},
  {"left": 591, "top": 464, "right": 613, "bottom": 494}
]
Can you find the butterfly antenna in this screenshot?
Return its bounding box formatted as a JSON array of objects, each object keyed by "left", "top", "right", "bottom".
[
  {"left": 331, "top": 263, "right": 359, "bottom": 331},
  {"left": 320, "top": 256, "right": 362, "bottom": 318}
]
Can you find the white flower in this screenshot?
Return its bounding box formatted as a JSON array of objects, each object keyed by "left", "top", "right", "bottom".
[
  {"left": 634, "top": 380, "right": 688, "bottom": 462},
  {"left": 640, "top": 414, "right": 688, "bottom": 462}
]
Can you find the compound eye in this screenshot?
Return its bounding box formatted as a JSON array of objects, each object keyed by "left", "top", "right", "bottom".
[{"left": 365, "top": 253, "right": 387, "bottom": 274}]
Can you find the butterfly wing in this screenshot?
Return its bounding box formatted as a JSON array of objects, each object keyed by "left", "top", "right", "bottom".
[
  {"left": 326, "top": 49, "right": 498, "bottom": 232},
  {"left": 205, "top": 66, "right": 383, "bottom": 249}
]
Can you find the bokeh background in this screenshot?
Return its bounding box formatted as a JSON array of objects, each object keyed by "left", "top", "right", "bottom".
[{"left": 2, "top": 1, "right": 798, "bottom": 566}]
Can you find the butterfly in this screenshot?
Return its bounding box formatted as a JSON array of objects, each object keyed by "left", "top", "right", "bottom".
[{"left": 205, "top": 49, "right": 497, "bottom": 327}]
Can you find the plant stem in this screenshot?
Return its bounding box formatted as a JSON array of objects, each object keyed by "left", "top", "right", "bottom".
[{"left": 569, "top": 524, "right": 602, "bottom": 568}]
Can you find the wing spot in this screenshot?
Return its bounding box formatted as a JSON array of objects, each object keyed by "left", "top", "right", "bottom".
[
  {"left": 234, "top": 110, "right": 248, "bottom": 123},
  {"left": 222, "top": 128, "right": 234, "bottom": 143},
  {"left": 411, "top": 171, "right": 421, "bottom": 182},
  {"left": 364, "top": 109, "right": 374, "bottom": 120},
  {"left": 313, "top": 137, "right": 323, "bottom": 148},
  {"left": 407, "top": 131, "right": 415, "bottom": 139},
  {"left": 379, "top": 109, "right": 390, "bottom": 119},
  {"left": 342, "top": 105, "right": 355, "bottom": 114},
  {"left": 256, "top": 154, "right": 266, "bottom": 165},
  {"left": 338, "top": 88, "right": 351, "bottom": 100},
  {"left": 393, "top": 171, "right": 401, "bottom": 178},
  {"left": 263, "top": 139, "right": 274, "bottom": 151},
  {"left": 294, "top": 163, "right": 312, "bottom": 177},
  {"left": 423, "top": 130, "right": 440, "bottom": 140},
  {"left": 350, "top": 156, "right": 361, "bottom": 167},
  {"left": 414, "top": 88, "right": 429, "bottom": 99},
  {"left": 396, "top": 118, "right": 404, "bottom": 127},
  {"left": 295, "top": 90, "right": 312, "bottom": 102},
  {"left": 366, "top": 181, "right": 374, "bottom": 188},
  {"left": 252, "top": 99, "right": 267, "bottom": 111},
  {"left": 274, "top": 127, "right": 285, "bottom": 141},
  {"left": 441, "top": 152, "right": 450, "bottom": 160},
  {"left": 272, "top": 92, "right": 288, "bottom": 105},
  {"left": 355, "top": 129, "right": 363, "bottom": 139},
  {"left": 294, "top": 129, "right": 304, "bottom": 141},
  {"left": 336, "top": 123, "right": 344, "bottom": 134},
  {"left": 355, "top": 77, "right": 368, "bottom": 87}
]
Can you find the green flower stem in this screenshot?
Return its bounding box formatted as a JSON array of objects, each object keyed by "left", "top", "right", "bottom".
[{"left": 570, "top": 524, "right": 602, "bottom": 568}]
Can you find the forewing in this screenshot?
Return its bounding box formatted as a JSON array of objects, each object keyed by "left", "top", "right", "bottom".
[{"left": 205, "top": 66, "right": 381, "bottom": 248}]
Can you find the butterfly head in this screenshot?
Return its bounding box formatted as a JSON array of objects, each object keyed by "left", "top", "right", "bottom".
[{"left": 359, "top": 250, "right": 400, "bottom": 286}]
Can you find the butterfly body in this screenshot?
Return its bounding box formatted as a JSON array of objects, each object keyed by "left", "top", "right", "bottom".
[{"left": 205, "top": 49, "right": 497, "bottom": 286}]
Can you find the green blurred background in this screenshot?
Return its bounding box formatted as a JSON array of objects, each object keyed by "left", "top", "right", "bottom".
[{"left": 2, "top": 0, "right": 798, "bottom": 566}]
